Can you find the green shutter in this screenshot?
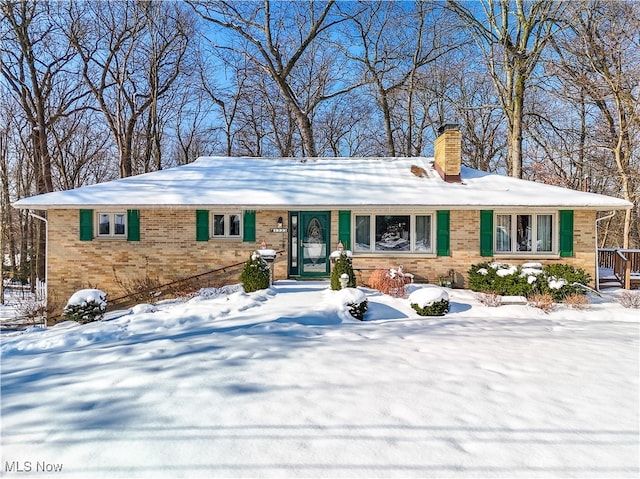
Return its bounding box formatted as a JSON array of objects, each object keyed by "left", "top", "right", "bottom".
[
  {"left": 127, "top": 209, "right": 140, "bottom": 241},
  {"left": 243, "top": 210, "right": 256, "bottom": 242},
  {"left": 559, "top": 210, "right": 574, "bottom": 257},
  {"left": 196, "top": 210, "right": 209, "bottom": 241},
  {"left": 338, "top": 210, "right": 351, "bottom": 249},
  {"left": 79, "top": 209, "right": 93, "bottom": 241},
  {"left": 480, "top": 210, "right": 494, "bottom": 257},
  {"left": 436, "top": 210, "right": 450, "bottom": 257}
]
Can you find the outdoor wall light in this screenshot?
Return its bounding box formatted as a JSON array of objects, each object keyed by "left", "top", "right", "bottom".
[{"left": 277, "top": 217, "right": 283, "bottom": 228}]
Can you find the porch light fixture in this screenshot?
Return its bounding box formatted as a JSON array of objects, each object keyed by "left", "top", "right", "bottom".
[{"left": 277, "top": 217, "right": 283, "bottom": 228}]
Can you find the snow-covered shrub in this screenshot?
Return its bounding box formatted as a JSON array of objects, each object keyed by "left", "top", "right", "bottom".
[
  {"left": 347, "top": 300, "right": 368, "bottom": 321},
  {"left": 535, "top": 264, "right": 591, "bottom": 302},
  {"left": 409, "top": 287, "right": 449, "bottom": 316},
  {"left": 367, "top": 266, "right": 413, "bottom": 298},
  {"left": 330, "top": 251, "right": 356, "bottom": 291},
  {"left": 330, "top": 287, "right": 368, "bottom": 320},
  {"left": 62, "top": 289, "right": 107, "bottom": 324},
  {"left": 468, "top": 262, "right": 590, "bottom": 301},
  {"left": 467, "top": 262, "right": 530, "bottom": 296},
  {"left": 618, "top": 290, "right": 640, "bottom": 309},
  {"left": 239, "top": 252, "right": 271, "bottom": 293}
]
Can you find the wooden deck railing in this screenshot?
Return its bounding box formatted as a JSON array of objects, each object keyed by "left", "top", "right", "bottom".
[
  {"left": 597, "top": 248, "right": 617, "bottom": 270},
  {"left": 599, "top": 248, "right": 640, "bottom": 289}
]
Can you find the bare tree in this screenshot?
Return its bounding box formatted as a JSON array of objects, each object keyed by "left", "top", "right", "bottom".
[
  {"left": 67, "top": 0, "right": 194, "bottom": 177},
  {"left": 1, "top": 0, "right": 90, "bottom": 281},
  {"left": 340, "top": 1, "right": 460, "bottom": 157},
  {"left": 447, "top": 0, "right": 565, "bottom": 178},
  {"left": 189, "top": 0, "right": 360, "bottom": 157},
  {"left": 550, "top": 0, "right": 639, "bottom": 248}
]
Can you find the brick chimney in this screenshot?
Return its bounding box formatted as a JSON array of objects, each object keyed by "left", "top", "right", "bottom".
[{"left": 434, "top": 123, "right": 461, "bottom": 183}]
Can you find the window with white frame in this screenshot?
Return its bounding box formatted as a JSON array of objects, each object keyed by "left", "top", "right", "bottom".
[
  {"left": 354, "top": 214, "right": 433, "bottom": 253},
  {"left": 97, "top": 212, "right": 127, "bottom": 237},
  {"left": 212, "top": 213, "right": 241, "bottom": 238},
  {"left": 495, "top": 213, "right": 555, "bottom": 254}
]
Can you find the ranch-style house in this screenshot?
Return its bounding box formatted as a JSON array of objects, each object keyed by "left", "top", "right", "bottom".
[{"left": 13, "top": 125, "right": 632, "bottom": 313}]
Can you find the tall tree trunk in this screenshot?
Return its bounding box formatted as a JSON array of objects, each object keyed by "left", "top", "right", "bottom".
[{"left": 510, "top": 71, "right": 526, "bottom": 178}]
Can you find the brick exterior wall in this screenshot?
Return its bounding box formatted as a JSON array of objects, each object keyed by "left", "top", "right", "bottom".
[
  {"left": 340, "top": 210, "right": 597, "bottom": 289},
  {"left": 47, "top": 209, "right": 289, "bottom": 313},
  {"left": 47, "top": 208, "right": 597, "bottom": 316}
]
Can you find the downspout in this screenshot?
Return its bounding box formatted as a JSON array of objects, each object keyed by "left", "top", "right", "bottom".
[
  {"left": 595, "top": 211, "right": 615, "bottom": 292},
  {"left": 29, "top": 211, "right": 48, "bottom": 327}
]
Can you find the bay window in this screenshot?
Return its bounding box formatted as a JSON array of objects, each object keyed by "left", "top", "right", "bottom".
[{"left": 355, "top": 214, "right": 433, "bottom": 253}]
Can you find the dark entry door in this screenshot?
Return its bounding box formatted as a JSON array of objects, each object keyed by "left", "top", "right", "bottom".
[{"left": 290, "top": 211, "right": 331, "bottom": 277}]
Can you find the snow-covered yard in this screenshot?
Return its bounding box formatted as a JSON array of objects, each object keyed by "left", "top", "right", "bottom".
[{"left": 1, "top": 281, "right": 638, "bottom": 478}]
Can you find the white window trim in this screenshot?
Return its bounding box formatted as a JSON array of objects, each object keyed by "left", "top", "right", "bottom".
[
  {"left": 211, "top": 212, "right": 242, "bottom": 239},
  {"left": 96, "top": 212, "right": 127, "bottom": 238},
  {"left": 494, "top": 211, "right": 557, "bottom": 255},
  {"left": 353, "top": 213, "right": 435, "bottom": 254}
]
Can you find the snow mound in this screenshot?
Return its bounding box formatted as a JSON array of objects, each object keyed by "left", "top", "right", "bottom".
[
  {"left": 408, "top": 287, "right": 449, "bottom": 308},
  {"left": 326, "top": 287, "right": 367, "bottom": 307},
  {"left": 522, "top": 262, "right": 543, "bottom": 269},
  {"left": 198, "top": 284, "right": 244, "bottom": 299},
  {"left": 130, "top": 304, "right": 158, "bottom": 315},
  {"left": 66, "top": 289, "right": 107, "bottom": 307},
  {"left": 496, "top": 266, "right": 518, "bottom": 277}
]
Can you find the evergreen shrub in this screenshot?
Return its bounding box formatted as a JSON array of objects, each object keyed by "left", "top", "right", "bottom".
[
  {"left": 467, "top": 262, "right": 530, "bottom": 296},
  {"left": 537, "top": 264, "right": 591, "bottom": 302},
  {"left": 331, "top": 252, "right": 356, "bottom": 291},
  {"left": 411, "top": 299, "right": 449, "bottom": 317},
  {"left": 239, "top": 252, "right": 271, "bottom": 293},
  {"left": 408, "top": 287, "right": 450, "bottom": 316},
  {"left": 468, "top": 262, "right": 590, "bottom": 301},
  {"left": 62, "top": 289, "right": 107, "bottom": 324},
  {"left": 348, "top": 300, "right": 368, "bottom": 321}
]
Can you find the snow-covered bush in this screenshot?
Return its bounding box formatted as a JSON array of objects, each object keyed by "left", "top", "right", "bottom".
[
  {"left": 409, "top": 287, "right": 449, "bottom": 316},
  {"left": 468, "top": 262, "right": 590, "bottom": 301},
  {"left": 239, "top": 252, "right": 271, "bottom": 293},
  {"left": 330, "top": 251, "right": 356, "bottom": 291},
  {"left": 468, "top": 262, "right": 530, "bottom": 296},
  {"left": 368, "top": 266, "right": 413, "bottom": 298},
  {"left": 62, "top": 289, "right": 107, "bottom": 324},
  {"left": 536, "top": 264, "right": 591, "bottom": 302},
  {"left": 329, "top": 287, "right": 368, "bottom": 320},
  {"left": 347, "top": 300, "right": 368, "bottom": 321}
]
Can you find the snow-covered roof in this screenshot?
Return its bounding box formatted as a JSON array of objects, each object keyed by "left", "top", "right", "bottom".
[{"left": 12, "top": 156, "right": 632, "bottom": 210}]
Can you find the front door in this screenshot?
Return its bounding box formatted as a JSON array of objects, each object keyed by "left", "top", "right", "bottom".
[{"left": 289, "top": 211, "right": 331, "bottom": 277}]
